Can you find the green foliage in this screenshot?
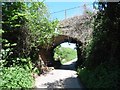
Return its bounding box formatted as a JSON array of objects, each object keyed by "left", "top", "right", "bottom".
[
  {"left": 0, "top": 48, "right": 10, "bottom": 67},
  {"left": 77, "top": 2, "right": 120, "bottom": 89},
  {"left": 77, "top": 62, "right": 119, "bottom": 88},
  {"left": 0, "top": 40, "right": 33, "bottom": 68},
  {"left": 54, "top": 45, "right": 77, "bottom": 64},
  {"left": 2, "top": 2, "right": 26, "bottom": 28},
  {"left": 2, "top": 1, "right": 58, "bottom": 67},
  {"left": 0, "top": 66, "right": 34, "bottom": 88},
  {"left": 81, "top": 2, "right": 120, "bottom": 68},
  {"left": 25, "top": 2, "right": 59, "bottom": 47},
  {"left": 1, "top": 2, "right": 59, "bottom": 88},
  {"left": 2, "top": 2, "right": 29, "bottom": 58},
  {"left": 0, "top": 48, "right": 36, "bottom": 88},
  {"left": 0, "top": 48, "right": 38, "bottom": 73},
  {"left": 0, "top": 29, "right": 4, "bottom": 42}
]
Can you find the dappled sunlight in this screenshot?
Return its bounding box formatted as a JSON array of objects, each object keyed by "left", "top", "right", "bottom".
[
  {"left": 43, "top": 77, "right": 81, "bottom": 88},
  {"left": 35, "top": 69, "right": 81, "bottom": 88},
  {"left": 60, "top": 58, "right": 77, "bottom": 70}
]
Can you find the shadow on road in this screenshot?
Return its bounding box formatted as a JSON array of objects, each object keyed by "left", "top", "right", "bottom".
[
  {"left": 60, "top": 61, "right": 77, "bottom": 70},
  {"left": 35, "top": 59, "right": 86, "bottom": 89},
  {"left": 43, "top": 76, "right": 84, "bottom": 89}
]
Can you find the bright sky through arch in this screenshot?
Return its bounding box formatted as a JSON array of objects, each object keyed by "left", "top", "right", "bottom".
[{"left": 60, "top": 43, "right": 77, "bottom": 50}]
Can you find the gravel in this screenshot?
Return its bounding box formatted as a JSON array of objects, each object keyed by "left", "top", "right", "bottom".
[{"left": 35, "top": 59, "right": 83, "bottom": 89}]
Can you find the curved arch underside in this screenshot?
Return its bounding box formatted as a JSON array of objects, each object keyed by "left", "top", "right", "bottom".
[
  {"left": 51, "top": 35, "right": 82, "bottom": 48},
  {"left": 38, "top": 35, "right": 83, "bottom": 67}
]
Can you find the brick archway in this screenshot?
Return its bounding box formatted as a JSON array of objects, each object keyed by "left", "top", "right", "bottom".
[{"left": 38, "top": 35, "right": 83, "bottom": 68}]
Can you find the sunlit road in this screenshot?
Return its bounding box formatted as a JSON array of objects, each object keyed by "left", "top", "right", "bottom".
[{"left": 35, "top": 58, "right": 83, "bottom": 88}]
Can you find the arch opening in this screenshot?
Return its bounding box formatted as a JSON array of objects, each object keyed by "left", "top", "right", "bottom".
[
  {"left": 54, "top": 42, "right": 77, "bottom": 65},
  {"left": 38, "top": 35, "right": 83, "bottom": 69}
]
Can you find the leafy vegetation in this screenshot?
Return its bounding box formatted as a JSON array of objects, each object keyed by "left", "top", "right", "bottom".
[
  {"left": 1, "top": 1, "right": 120, "bottom": 89},
  {"left": 1, "top": 2, "right": 58, "bottom": 88},
  {"left": 77, "top": 61, "right": 119, "bottom": 88},
  {"left": 0, "top": 67, "right": 34, "bottom": 88},
  {"left": 54, "top": 45, "right": 77, "bottom": 64},
  {"left": 77, "top": 2, "right": 120, "bottom": 89},
  {"left": 25, "top": 2, "right": 58, "bottom": 47}
]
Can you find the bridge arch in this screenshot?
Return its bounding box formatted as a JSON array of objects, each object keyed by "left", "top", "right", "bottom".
[{"left": 38, "top": 35, "right": 83, "bottom": 68}]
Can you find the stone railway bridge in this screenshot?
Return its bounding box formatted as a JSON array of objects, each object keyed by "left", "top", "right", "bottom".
[{"left": 38, "top": 14, "right": 93, "bottom": 68}]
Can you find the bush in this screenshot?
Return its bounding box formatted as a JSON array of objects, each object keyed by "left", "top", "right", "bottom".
[
  {"left": 78, "top": 62, "right": 120, "bottom": 88},
  {"left": 54, "top": 46, "right": 77, "bottom": 64},
  {"left": 77, "top": 62, "right": 120, "bottom": 88},
  {"left": 0, "top": 66, "right": 35, "bottom": 88}
]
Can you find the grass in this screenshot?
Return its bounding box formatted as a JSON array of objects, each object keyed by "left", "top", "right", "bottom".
[{"left": 54, "top": 46, "right": 77, "bottom": 64}]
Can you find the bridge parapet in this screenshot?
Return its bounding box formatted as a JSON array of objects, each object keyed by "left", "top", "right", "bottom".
[{"left": 59, "top": 14, "right": 93, "bottom": 44}]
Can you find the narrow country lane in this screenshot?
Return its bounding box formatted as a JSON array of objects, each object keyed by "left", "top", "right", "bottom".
[{"left": 35, "top": 59, "right": 84, "bottom": 89}]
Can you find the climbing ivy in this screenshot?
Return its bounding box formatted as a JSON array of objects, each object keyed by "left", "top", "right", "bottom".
[
  {"left": 1, "top": 2, "right": 59, "bottom": 88},
  {"left": 2, "top": 2, "right": 59, "bottom": 66}
]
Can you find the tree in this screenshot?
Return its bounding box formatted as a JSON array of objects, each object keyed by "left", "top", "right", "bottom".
[
  {"left": 25, "top": 2, "right": 58, "bottom": 48},
  {"left": 2, "top": 2, "right": 58, "bottom": 65}
]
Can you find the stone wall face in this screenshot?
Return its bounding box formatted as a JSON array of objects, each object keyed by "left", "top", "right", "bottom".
[
  {"left": 38, "top": 35, "right": 82, "bottom": 67},
  {"left": 59, "top": 14, "right": 93, "bottom": 45},
  {"left": 39, "top": 14, "right": 94, "bottom": 67},
  {"left": 39, "top": 48, "right": 54, "bottom": 66}
]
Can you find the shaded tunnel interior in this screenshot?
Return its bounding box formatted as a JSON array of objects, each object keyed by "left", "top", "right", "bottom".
[{"left": 38, "top": 35, "right": 83, "bottom": 68}]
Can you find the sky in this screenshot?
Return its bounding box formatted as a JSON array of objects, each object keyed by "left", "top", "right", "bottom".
[
  {"left": 45, "top": 2, "right": 94, "bottom": 20},
  {"left": 44, "top": 1, "right": 95, "bottom": 49},
  {"left": 60, "top": 43, "right": 76, "bottom": 50}
]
